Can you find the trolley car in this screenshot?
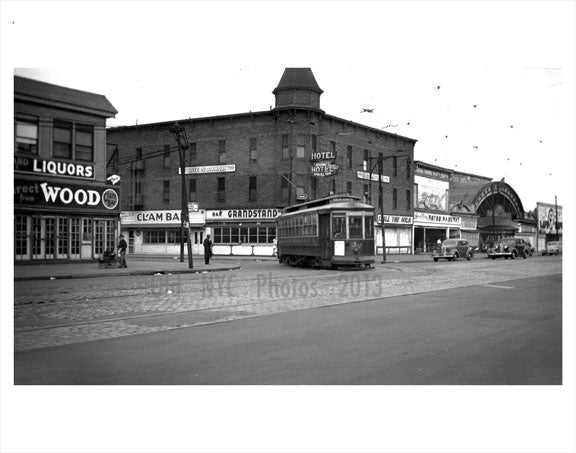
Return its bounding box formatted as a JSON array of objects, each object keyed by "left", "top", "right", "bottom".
[{"left": 276, "top": 195, "right": 375, "bottom": 269}]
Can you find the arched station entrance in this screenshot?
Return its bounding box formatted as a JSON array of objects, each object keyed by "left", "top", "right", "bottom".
[{"left": 474, "top": 181, "right": 525, "bottom": 252}]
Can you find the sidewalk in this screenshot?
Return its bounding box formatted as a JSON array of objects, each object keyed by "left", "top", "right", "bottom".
[
  {"left": 14, "top": 255, "right": 241, "bottom": 281},
  {"left": 13, "top": 253, "right": 432, "bottom": 281}
]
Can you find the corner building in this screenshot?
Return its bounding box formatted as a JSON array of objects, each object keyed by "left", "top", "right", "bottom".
[
  {"left": 107, "top": 68, "right": 417, "bottom": 256},
  {"left": 14, "top": 76, "right": 119, "bottom": 262}
]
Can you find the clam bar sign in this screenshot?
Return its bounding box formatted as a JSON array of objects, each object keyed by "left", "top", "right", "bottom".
[
  {"left": 14, "top": 179, "right": 119, "bottom": 212},
  {"left": 15, "top": 156, "right": 95, "bottom": 180}
]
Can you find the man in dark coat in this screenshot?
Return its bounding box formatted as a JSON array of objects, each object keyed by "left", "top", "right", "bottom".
[
  {"left": 118, "top": 234, "right": 128, "bottom": 268},
  {"left": 203, "top": 234, "right": 213, "bottom": 265}
]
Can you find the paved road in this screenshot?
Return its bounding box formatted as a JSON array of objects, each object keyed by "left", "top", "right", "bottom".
[
  {"left": 14, "top": 273, "right": 561, "bottom": 384},
  {"left": 14, "top": 255, "right": 562, "bottom": 352}
]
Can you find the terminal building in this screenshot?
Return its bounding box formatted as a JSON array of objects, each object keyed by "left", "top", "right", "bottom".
[
  {"left": 14, "top": 76, "right": 119, "bottom": 262},
  {"left": 107, "top": 68, "right": 417, "bottom": 257}
]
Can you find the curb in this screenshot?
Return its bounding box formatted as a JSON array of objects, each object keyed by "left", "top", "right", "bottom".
[{"left": 14, "top": 266, "right": 242, "bottom": 282}]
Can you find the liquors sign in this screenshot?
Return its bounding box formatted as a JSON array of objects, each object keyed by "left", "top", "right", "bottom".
[{"left": 14, "top": 156, "right": 95, "bottom": 180}]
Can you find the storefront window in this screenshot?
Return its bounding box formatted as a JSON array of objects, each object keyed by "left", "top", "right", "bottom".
[
  {"left": 231, "top": 227, "right": 239, "bottom": 244},
  {"left": 143, "top": 230, "right": 164, "bottom": 244},
  {"left": 82, "top": 218, "right": 92, "bottom": 242},
  {"left": 213, "top": 226, "right": 277, "bottom": 244}
]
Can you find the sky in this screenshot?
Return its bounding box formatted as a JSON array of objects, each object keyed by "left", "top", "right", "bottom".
[{"left": 1, "top": 2, "right": 575, "bottom": 453}]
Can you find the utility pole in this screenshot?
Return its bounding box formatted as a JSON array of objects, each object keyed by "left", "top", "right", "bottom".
[
  {"left": 378, "top": 155, "right": 387, "bottom": 263},
  {"left": 554, "top": 195, "right": 559, "bottom": 241},
  {"left": 170, "top": 123, "right": 193, "bottom": 269}
]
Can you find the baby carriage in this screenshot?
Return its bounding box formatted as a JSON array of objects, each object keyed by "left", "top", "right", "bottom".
[{"left": 98, "top": 248, "right": 119, "bottom": 268}]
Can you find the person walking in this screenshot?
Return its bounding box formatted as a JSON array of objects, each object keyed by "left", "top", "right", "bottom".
[
  {"left": 118, "top": 234, "right": 128, "bottom": 268},
  {"left": 203, "top": 234, "right": 213, "bottom": 265}
]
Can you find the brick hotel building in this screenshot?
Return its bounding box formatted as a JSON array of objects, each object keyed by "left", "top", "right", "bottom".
[{"left": 107, "top": 68, "right": 417, "bottom": 256}]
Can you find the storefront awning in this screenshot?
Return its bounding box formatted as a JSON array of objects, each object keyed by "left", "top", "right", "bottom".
[{"left": 477, "top": 216, "right": 519, "bottom": 231}]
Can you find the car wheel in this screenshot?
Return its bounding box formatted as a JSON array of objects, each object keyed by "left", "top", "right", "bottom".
[
  {"left": 523, "top": 251, "right": 527, "bottom": 259},
  {"left": 511, "top": 251, "right": 517, "bottom": 260},
  {"left": 433, "top": 258, "right": 438, "bottom": 262},
  {"left": 453, "top": 253, "right": 458, "bottom": 261},
  {"left": 556, "top": 250, "right": 560, "bottom": 255},
  {"left": 467, "top": 253, "right": 472, "bottom": 261},
  {"left": 491, "top": 256, "right": 496, "bottom": 260}
]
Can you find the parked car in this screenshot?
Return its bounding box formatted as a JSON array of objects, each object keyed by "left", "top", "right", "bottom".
[
  {"left": 542, "top": 241, "right": 562, "bottom": 255},
  {"left": 487, "top": 237, "right": 530, "bottom": 259},
  {"left": 432, "top": 239, "right": 474, "bottom": 262}
]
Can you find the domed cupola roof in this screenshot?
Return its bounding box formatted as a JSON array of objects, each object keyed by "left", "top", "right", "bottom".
[{"left": 273, "top": 68, "right": 324, "bottom": 112}]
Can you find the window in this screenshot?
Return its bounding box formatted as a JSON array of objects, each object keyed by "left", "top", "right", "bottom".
[
  {"left": 282, "top": 134, "right": 289, "bottom": 159},
  {"left": 213, "top": 226, "right": 276, "bottom": 244},
  {"left": 347, "top": 181, "right": 352, "bottom": 195},
  {"left": 167, "top": 229, "right": 188, "bottom": 244},
  {"left": 15, "top": 118, "right": 38, "bottom": 153},
  {"left": 332, "top": 215, "right": 346, "bottom": 239},
  {"left": 217, "top": 177, "right": 225, "bottom": 202},
  {"left": 163, "top": 180, "right": 170, "bottom": 203},
  {"left": 311, "top": 135, "right": 317, "bottom": 152},
  {"left": 53, "top": 120, "right": 72, "bottom": 159},
  {"left": 393, "top": 156, "right": 398, "bottom": 177},
  {"left": 281, "top": 177, "right": 289, "bottom": 202},
  {"left": 364, "top": 216, "right": 374, "bottom": 238},
  {"left": 250, "top": 138, "right": 257, "bottom": 161},
  {"left": 249, "top": 176, "right": 257, "bottom": 202},
  {"left": 363, "top": 149, "right": 369, "bottom": 171},
  {"left": 349, "top": 216, "right": 363, "bottom": 239},
  {"left": 136, "top": 147, "right": 143, "bottom": 161},
  {"left": 331, "top": 141, "right": 336, "bottom": 155},
  {"left": 189, "top": 179, "right": 197, "bottom": 201},
  {"left": 347, "top": 145, "right": 352, "bottom": 169},
  {"left": 218, "top": 140, "right": 226, "bottom": 163},
  {"left": 143, "top": 230, "right": 164, "bottom": 244},
  {"left": 14, "top": 215, "right": 28, "bottom": 257},
  {"left": 406, "top": 189, "right": 411, "bottom": 210},
  {"left": 329, "top": 179, "right": 336, "bottom": 195},
  {"left": 364, "top": 184, "right": 369, "bottom": 203},
  {"left": 82, "top": 219, "right": 92, "bottom": 242},
  {"left": 296, "top": 134, "right": 305, "bottom": 158},
  {"left": 74, "top": 124, "right": 93, "bottom": 161},
  {"left": 392, "top": 188, "right": 398, "bottom": 210},
  {"left": 163, "top": 145, "right": 171, "bottom": 168},
  {"left": 189, "top": 142, "right": 197, "bottom": 163},
  {"left": 311, "top": 177, "right": 317, "bottom": 199},
  {"left": 406, "top": 157, "right": 411, "bottom": 179}
]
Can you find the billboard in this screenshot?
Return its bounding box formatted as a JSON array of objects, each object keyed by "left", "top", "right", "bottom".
[
  {"left": 415, "top": 175, "right": 448, "bottom": 211},
  {"left": 537, "top": 202, "right": 562, "bottom": 235}
]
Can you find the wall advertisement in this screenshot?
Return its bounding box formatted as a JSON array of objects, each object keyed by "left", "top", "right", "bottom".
[
  {"left": 415, "top": 175, "right": 448, "bottom": 211},
  {"left": 536, "top": 202, "right": 562, "bottom": 235},
  {"left": 14, "top": 178, "right": 119, "bottom": 212}
]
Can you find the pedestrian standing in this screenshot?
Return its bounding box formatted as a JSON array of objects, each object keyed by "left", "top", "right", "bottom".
[
  {"left": 203, "top": 234, "right": 213, "bottom": 265},
  {"left": 118, "top": 234, "right": 128, "bottom": 268}
]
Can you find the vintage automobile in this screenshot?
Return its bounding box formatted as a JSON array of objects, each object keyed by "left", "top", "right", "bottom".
[
  {"left": 432, "top": 239, "right": 474, "bottom": 262},
  {"left": 542, "top": 241, "right": 562, "bottom": 255},
  {"left": 487, "top": 237, "right": 529, "bottom": 259}
]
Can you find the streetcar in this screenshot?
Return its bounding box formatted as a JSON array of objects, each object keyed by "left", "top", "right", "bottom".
[{"left": 276, "top": 194, "right": 375, "bottom": 269}]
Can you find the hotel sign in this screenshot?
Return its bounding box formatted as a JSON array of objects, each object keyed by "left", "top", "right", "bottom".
[
  {"left": 206, "top": 208, "right": 280, "bottom": 221},
  {"left": 311, "top": 162, "right": 339, "bottom": 177},
  {"left": 356, "top": 171, "right": 390, "bottom": 183},
  {"left": 14, "top": 156, "right": 95, "bottom": 180},
  {"left": 414, "top": 211, "right": 461, "bottom": 227},
  {"left": 180, "top": 164, "right": 236, "bottom": 175}
]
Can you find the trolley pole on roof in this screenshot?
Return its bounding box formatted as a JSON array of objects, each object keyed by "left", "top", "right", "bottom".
[{"left": 170, "top": 123, "right": 193, "bottom": 269}]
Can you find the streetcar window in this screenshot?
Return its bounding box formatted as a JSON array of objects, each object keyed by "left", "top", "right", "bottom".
[
  {"left": 364, "top": 216, "right": 374, "bottom": 238},
  {"left": 349, "top": 216, "right": 363, "bottom": 239},
  {"left": 332, "top": 215, "right": 346, "bottom": 239}
]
